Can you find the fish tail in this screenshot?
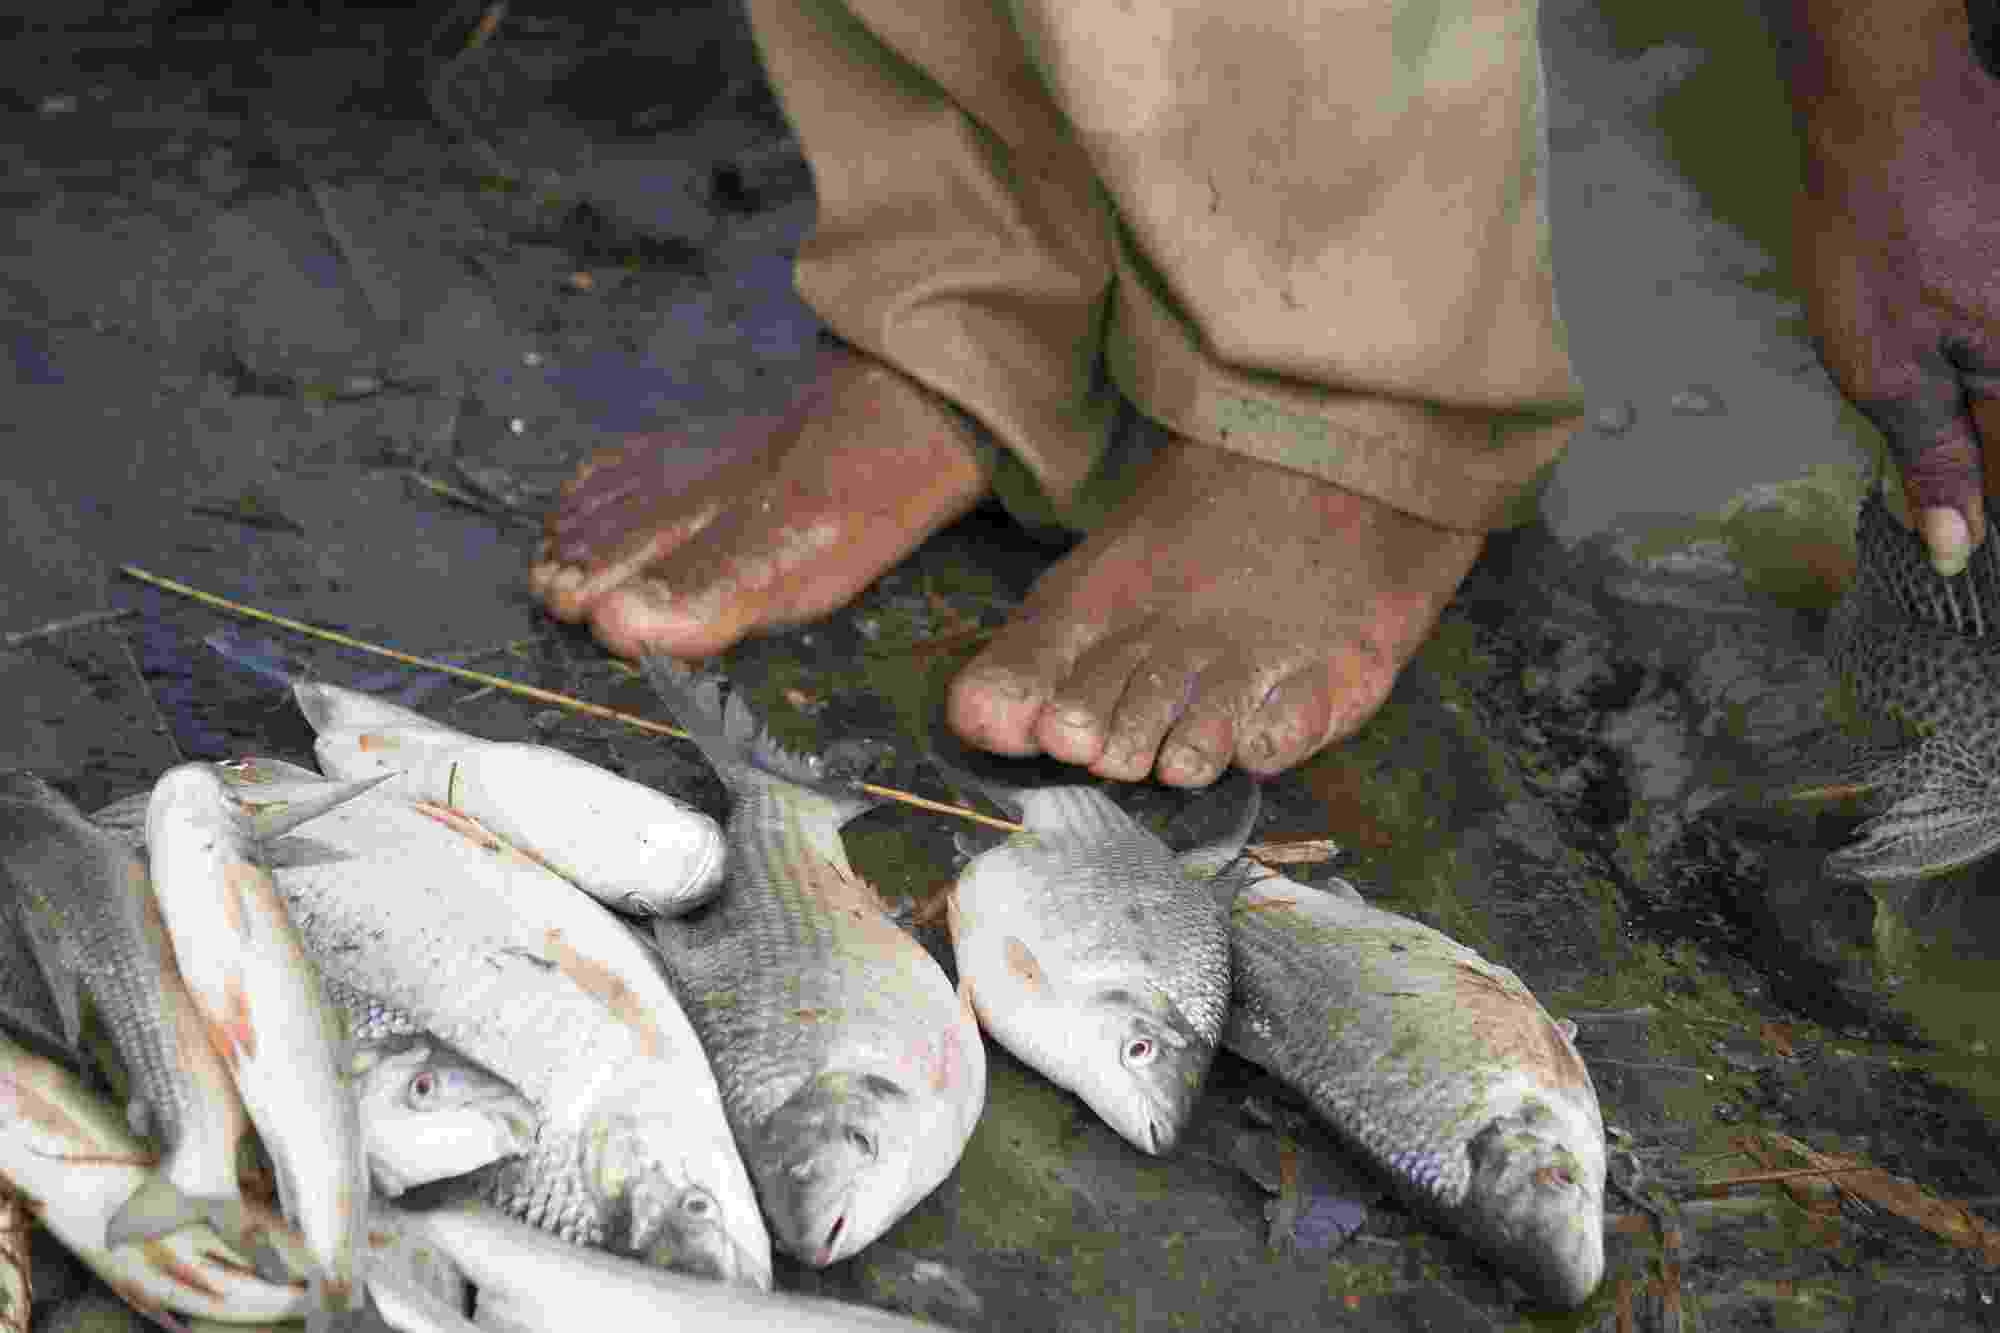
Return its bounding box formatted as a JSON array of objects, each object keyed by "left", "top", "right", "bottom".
[
  {"left": 304, "top": 1273, "right": 395, "bottom": 1333},
  {"left": 104, "top": 1177, "right": 243, "bottom": 1250},
  {"left": 641, "top": 657, "right": 882, "bottom": 801},
  {"left": 1825, "top": 733, "right": 2000, "bottom": 881}
]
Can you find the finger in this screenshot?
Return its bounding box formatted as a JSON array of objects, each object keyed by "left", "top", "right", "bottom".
[{"left": 1839, "top": 343, "right": 1987, "bottom": 574}]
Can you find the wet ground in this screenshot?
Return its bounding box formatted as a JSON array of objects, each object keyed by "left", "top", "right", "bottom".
[{"left": 3, "top": 2, "right": 1998, "bottom": 1330}]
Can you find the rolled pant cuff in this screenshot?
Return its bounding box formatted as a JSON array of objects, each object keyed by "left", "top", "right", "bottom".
[{"left": 1106, "top": 247, "right": 1583, "bottom": 534}]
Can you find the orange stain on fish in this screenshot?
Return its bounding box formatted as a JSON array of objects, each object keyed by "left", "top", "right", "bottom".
[
  {"left": 1003, "top": 937, "right": 1046, "bottom": 992},
  {"left": 1450, "top": 962, "right": 1591, "bottom": 1092},
  {"left": 140, "top": 1239, "right": 226, "bottom": 1299},
  {"left": 541, "top": 928, "right": 664, "bottom": 1060}
]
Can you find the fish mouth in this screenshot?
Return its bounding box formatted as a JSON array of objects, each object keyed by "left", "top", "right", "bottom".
[{"left": 811, "top": 1213, "right": 848, "bottom": 1268}]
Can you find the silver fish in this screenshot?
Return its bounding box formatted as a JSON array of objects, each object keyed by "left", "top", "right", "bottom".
[
  {"left": 410, "top": 1204, "right": 935, "bottom": 1333},
  {"left": 146, "top": 763, "right": 374, "bottom": 1320},
  {"left": 0, "top": 1030, "right": 307, "bottom": 1326},
  {"left": 210, "top": 755, "right": 771, "bottom": 1289},
  {"left": 0, "top": 771, "right": 253, "bottom": 1251},
  {"left": 1808, "top": 486, "right": 2000, "bottom": 879},
  {"left": 352, "top": 1037, "right": 537, "bottom": 1197},
  {"left": 945, "top": 774, "right": 1251, "bottom": 1154},
  {"left": 294, "top": 680, "right": 727, "bottom": 917},
  {"left": 1222, "top": 866, "right": 1606, "bottom": 1308},
  {"left": 643, "top": 661, "right": 986, "bottom": 1267}
]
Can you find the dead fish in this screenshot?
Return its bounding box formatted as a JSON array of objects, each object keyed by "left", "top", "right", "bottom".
[
  {"left": 352, "top": 1038, "right": 537, "bottom": 1197},
  {"left": 294, "top": 680, "right": 726, "bottom": 917},
  {"left": 944, "top": 772, "right": 1252, "bottom": 1154},
  {"left": 207, "top": 756, "right": 771, "bottom": 1289},
  {"left": 0, "top": 771, "right": 253, "bottom": 1253},
  {"left": 1805, "top": 486, "right": 2000, "bottom": 879},
  {"left": 642, "top": 660, "right": 985, "bottom": 1267},
  {"left": 146, "top": 763, "right": 374, "bottom": 1322},
  {"left": 0, "top": 1030, "right": 308, "bottom": 1325},
  {"left": 410, "top": 1204, "right": 936, "bottom": 1333},
  {"left": 1222, "top": 866, "right": 1606, "bottom": 1308}
]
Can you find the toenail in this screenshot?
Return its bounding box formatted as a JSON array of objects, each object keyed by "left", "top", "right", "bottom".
[
  {"left": 1162, "top": 743, "right": 1215, "bottom": 781},
  {"left": 1052, "top": 709, "right": 1097, "bottom": 731}
]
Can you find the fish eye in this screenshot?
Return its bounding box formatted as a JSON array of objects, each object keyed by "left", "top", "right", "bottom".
[
  {"left": 845, "top": 1126, "right": 876, "bottom": 1159},
  {"left": 681, "top": 1189, "right": 716, "bottom": 1219},
  {"left": 1123, "top": 1037, "right": 1157, "bottom": 1067},
  {"left": 407, "top": 1070, "right": 437, "bottom": 1105}
]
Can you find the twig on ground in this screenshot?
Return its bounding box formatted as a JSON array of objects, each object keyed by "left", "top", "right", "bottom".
[
  {"left": 117, "top": 565, "right": 1024, "bottom": 833},
  {"left": 1, "top": 606, "right": 134, "bottom": 650},
  {"left": 116, "top": 631, "right": 183, "bottom": 764}
]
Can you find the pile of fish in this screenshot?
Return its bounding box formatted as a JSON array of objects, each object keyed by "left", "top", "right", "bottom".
[{"left": 0, "top": 656, "right": 1609, "bottom": 1331}]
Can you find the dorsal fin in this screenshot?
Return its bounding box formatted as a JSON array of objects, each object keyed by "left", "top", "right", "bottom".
[{"left": 641, "top": 657, "right": 884, "bottom": 818}]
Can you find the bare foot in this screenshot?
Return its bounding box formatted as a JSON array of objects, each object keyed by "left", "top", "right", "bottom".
[
  {"left": 946, "top": 436, "right": 1484, "bottom": 787},
  {"left": 531, "top": 345, "right": 988, "bottom": 659}
]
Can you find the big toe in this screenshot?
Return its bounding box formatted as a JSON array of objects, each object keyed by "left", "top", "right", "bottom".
[{"left": 948, "top": 616, "right": 1103, "bottom": 758}]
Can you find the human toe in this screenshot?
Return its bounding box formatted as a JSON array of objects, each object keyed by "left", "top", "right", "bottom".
[
  {"left": 1232, "top": 659, "right": 1386, "bottom": 777},
  {"left": 1088, "top": 652, "right": 1214, "bottom": 783},
  {"left": 948, "top": 616, "right": 1102, "bottom": 758},
  {"left": 1032, "top": 638, "right": 1156, "bottom": 768}
]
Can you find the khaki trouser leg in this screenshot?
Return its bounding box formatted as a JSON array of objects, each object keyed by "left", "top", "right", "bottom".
[{"left": 746, "top": 0, "right": 1583, "bottom": 533}]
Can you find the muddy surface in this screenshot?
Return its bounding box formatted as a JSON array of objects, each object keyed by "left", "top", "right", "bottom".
[{"left": 3, "top": 3, "right": 1997, "bottom": 1331}]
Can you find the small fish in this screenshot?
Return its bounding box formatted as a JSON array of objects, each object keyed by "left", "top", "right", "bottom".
[
  {"left": 351, "top": 1037, "right": 537, "bottom": 1197},
  {"left": 409, "top": 1203, "right": 936, "bottom": 1333},
  {"left": 1805, "top": 486, "right": 2000, "bottom": 879},
  {"left": 0, "top": 771, "right": 254, "bottom": 1253},
  {"left": 643, "top": 660, "right": 985, "bottom": 1267},
  {"left": 1221, "top": 866, "right": 1606, "bottom": 1308},
  {"left": 145, "top": 763, "right": 377, "bottom": 1324},
  {"left": 944, "top": 770, "right": 1251, "bottom": 1154},
  {"left": 295, "top": 680, "right": 727, "bottom": 917},
  {"left": 0, "top": 1031, "right": 308, "bottom": 1326},
  {"left": 208, "top": 755, "right": 771, "bottom": 1289}
]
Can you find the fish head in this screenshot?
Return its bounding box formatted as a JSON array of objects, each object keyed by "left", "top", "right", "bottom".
[
  {"left": 751, "top": 1070, "right": 929, "bottom": 1267},
  {"left": 1054, "top": 987, "right": 1214, "bottom": 1156},
  {"left": 1455, "top": 1095, "right": 1607, "bottom": 1309},
  {"left": 352, "top": 1041, "right": 537, "bottom": 1197},
  {"left": 580, "top": 1110, "right": 770, "bottom": 1289},
  {"left": 617, "top": 1163, "right": 768, "bottom": 1288}
]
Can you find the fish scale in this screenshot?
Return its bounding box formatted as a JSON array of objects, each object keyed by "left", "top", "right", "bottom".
[
  {"left": 1810, "top": 489, "right": 2000, "bottom": 878},
  {"left": 0, "top": 772, "right": 252, "bottom": 1251},
  {"left": 644, "top": 660, "right": 985, "bottom": 1269},
  {"left": 977, "top": 786, "right": 1232, "bottom": 1043},
  {"left": 1223, "top": 866, "right": 1605, "bottom": 1308},
  {"left": 943, "top": 772, "right": 1242, "bottom": 1159}
]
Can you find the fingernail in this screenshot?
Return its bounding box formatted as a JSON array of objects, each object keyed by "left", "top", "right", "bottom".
[{"left": 1920, "top": 506, "right": 1971, "bottom": 577}]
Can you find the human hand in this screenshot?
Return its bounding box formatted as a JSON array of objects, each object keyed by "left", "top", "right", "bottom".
[{"left": 1786, "top": 0, "right": 2000, "bottom": 573}]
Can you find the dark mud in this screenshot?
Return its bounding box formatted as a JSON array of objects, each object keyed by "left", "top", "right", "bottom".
[{"left": 3, "top": 4, "right": 1997, "bottom": 1331}]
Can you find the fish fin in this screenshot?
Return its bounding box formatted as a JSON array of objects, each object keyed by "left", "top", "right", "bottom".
[
  {"left": 1169, "top": 771, "right": 1263, "bottom": 879},
  {"left": 245, "top": 773, "right": 393, "bottom": 841},
  {"left": 103, "top": 1177, "right": 244, "bottom": 1250},
  {"left": 641, "top": 657, "right": 883, "bottom": 813},
  {"left": 307, "top": 1276, "right": 405, "bottom": 1333},
  {"left": 365, "top": 1268, "right": 482, "bottom": 1333},
  {"left": 920, "top": 736, "right": 1025, "bottom": 824},
  {"left": 13, "top": 902, "right": 86, "bottom": 1051},
  {"left": 1204, "top": 859, "right": 1270, "bottom": 912},
  {"left": 1826, "top": 782, "right": 2000, "bottom": 883},
  {"left": 1220, "top": 1007, "right": 1281, "bottom": 1073}
]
